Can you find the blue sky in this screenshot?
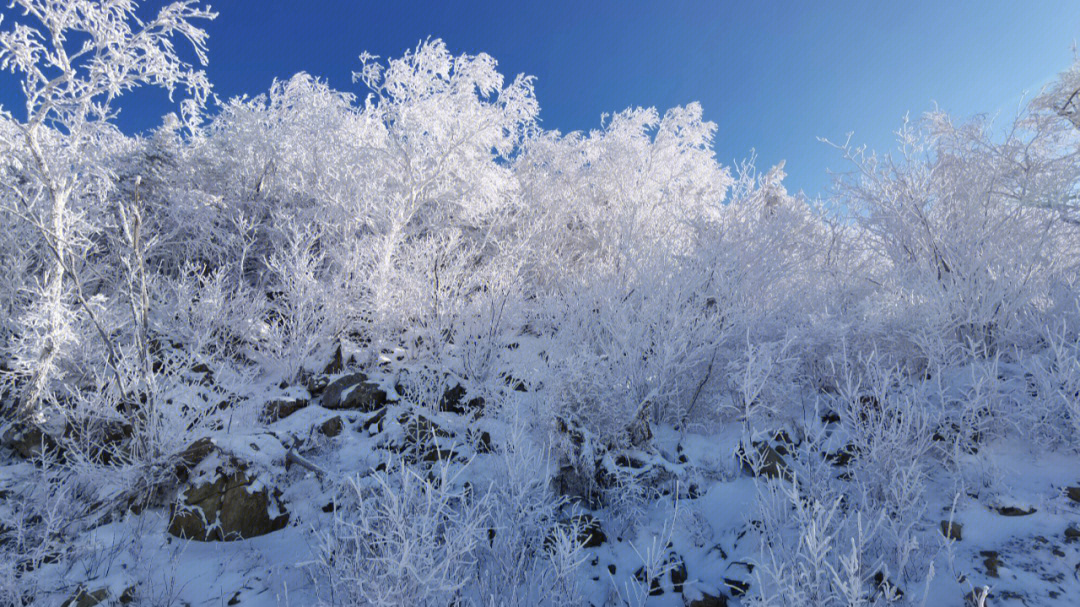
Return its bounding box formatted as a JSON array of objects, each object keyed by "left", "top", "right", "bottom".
[{"left": 3, "top": 1, "right": 1080, "bottom": 197}]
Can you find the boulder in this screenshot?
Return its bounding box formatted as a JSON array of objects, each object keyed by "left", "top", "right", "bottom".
[
  {"left": 169, "top": 438, "right": 289, "bottom": 541},
  {"left": 168, "top": 463, "right": 289, "bottom": 541},
  {"left": 322, "top": 373, "right": 387, "bottom": 412},
  {"left": 421, "top": 447, "right": 457, "bottom": 463},
  {"left": 361, "top": 407, "right": 387, "bottom": 434}
]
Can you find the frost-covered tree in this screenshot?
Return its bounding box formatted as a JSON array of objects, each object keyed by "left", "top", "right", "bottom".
[
  {"left": 0, "top": 0, "right": 215, "bottom": 418},
  {"left": 350, "top": 40, "right": 539, "bottom": 353}
]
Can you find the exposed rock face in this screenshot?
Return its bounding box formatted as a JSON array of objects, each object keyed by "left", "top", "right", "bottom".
[
  {"left": 169, "top": 465, "right": 289, "bottom": 541},
  {"left": 322, "top": 373, "right": 388, "bottom": 412}
]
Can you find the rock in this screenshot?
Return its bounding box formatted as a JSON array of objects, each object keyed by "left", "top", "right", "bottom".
[
  {"left": 169, "top": 461, "right": 289, "bottom": 541},
  {"left": 687, "top": 592, "right": 728, "bottom": 607},
  {"left": 322, "top": 373, "right": 387, "bottom": 412},
  {"left": 318, "top": 416, "right": 344, "bottom": 438},
  {"left": 61, "top": 587, "right": 110, "bottom": 607},
  {"left": 471, "top": 429, "right": 493, "bottom": 453},
  {"left": 825, "top": 444, "right": 858, "bottom": 467},
  {"left": 1064, "top": 525, "right": 1080, "bottom": 543},
  {"left": 1065, "top": 486, "right": 1080, "bottom": 503},
  {"left": 932, "top": 421, "right": 981, "bottom": 454},
  {"left": 324, "top": 343, "right": 344, "bottom": 375},
  {"left": 421, "top": 448, "right": 457, "bottom": 463},
  {"left": 634, "top": 566, "right": 664, "bottom": 596},
  {"left": 1, "top": 421, "right": 59, "bottom": 460},
  {"left": 737, "top": 442, "right": 789, "bottom": 480},
  {"left": 994, "top": 505, "right": 1035, "bottom": 517},
  {"left": 402, "top": 414, "right": 452, "bottom": 444},
  {"left": 966, "top": 587, "right": 992, "bottom": 607},
  {"left": 174, "top": 437, "right": 215, "bottom": 482},
  {"left": 545, "top": 513, "right": 607, "bottom": 553},
  {"left": 438, "top": 384, "right": 484, "bottom": 416},
  {"left": 190, "top": 362, "right": 214, "bottom": 384},
  {"left": 941, "top": 521, "right": 963, "bottom": 541},
  {"left": 668, "top": 552, "right": 687, "bottom": 593},
  {"left": 627, "top": 410, "right": 652, "bottom": 448},
  {"left": 305, "top": 374, "right": 329, "bottom": 397},
  {"left": 872, "top": 571, "right": 904, "bottom": 600},
  {"left": 981, "top": 551, "right": 1002, "bottom": 578},
  {"left": 552, "top": 463, "right": 601, "bottom": 509},
  {"left": 262, "top": 397, "right": 309, "bottom": 422},
  {"left": 361, "top": 407, "right": 387, "bottom": 434},
  {"left": 572, "top": 514, "right": 606, "bottom": 547},
  {"left": 95, "top": 419, "right": 134, "bottom": 463},
  {"left": 723, "top": 578, "right": 750, "bottom": 597}
]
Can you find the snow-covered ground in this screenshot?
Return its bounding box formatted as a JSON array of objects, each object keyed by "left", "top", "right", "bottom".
[{"left": 4, "top": 358, "right": 1079, "bottom": 607}]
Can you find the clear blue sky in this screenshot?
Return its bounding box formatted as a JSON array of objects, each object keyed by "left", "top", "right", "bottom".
[{"left": 3, "top": 1, "right": 1080, "bottom": 198}]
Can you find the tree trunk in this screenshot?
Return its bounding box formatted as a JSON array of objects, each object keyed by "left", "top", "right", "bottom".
[{"left": 20, "top": 185, "right": 69, "bottom": 419}]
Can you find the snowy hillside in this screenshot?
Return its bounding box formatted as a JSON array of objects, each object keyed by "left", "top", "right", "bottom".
[{"left": 2, "top": 2, "right": 1080, "bottom": 606}]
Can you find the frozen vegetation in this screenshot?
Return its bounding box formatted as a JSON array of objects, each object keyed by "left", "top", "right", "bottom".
[{"left": 1, "top": 2, "right": 1080, "bottom": 606}]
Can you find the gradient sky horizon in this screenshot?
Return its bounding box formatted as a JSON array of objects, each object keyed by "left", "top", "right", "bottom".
[{"left": 3, "top": 0, "right": 1080, "bottom": 198}]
